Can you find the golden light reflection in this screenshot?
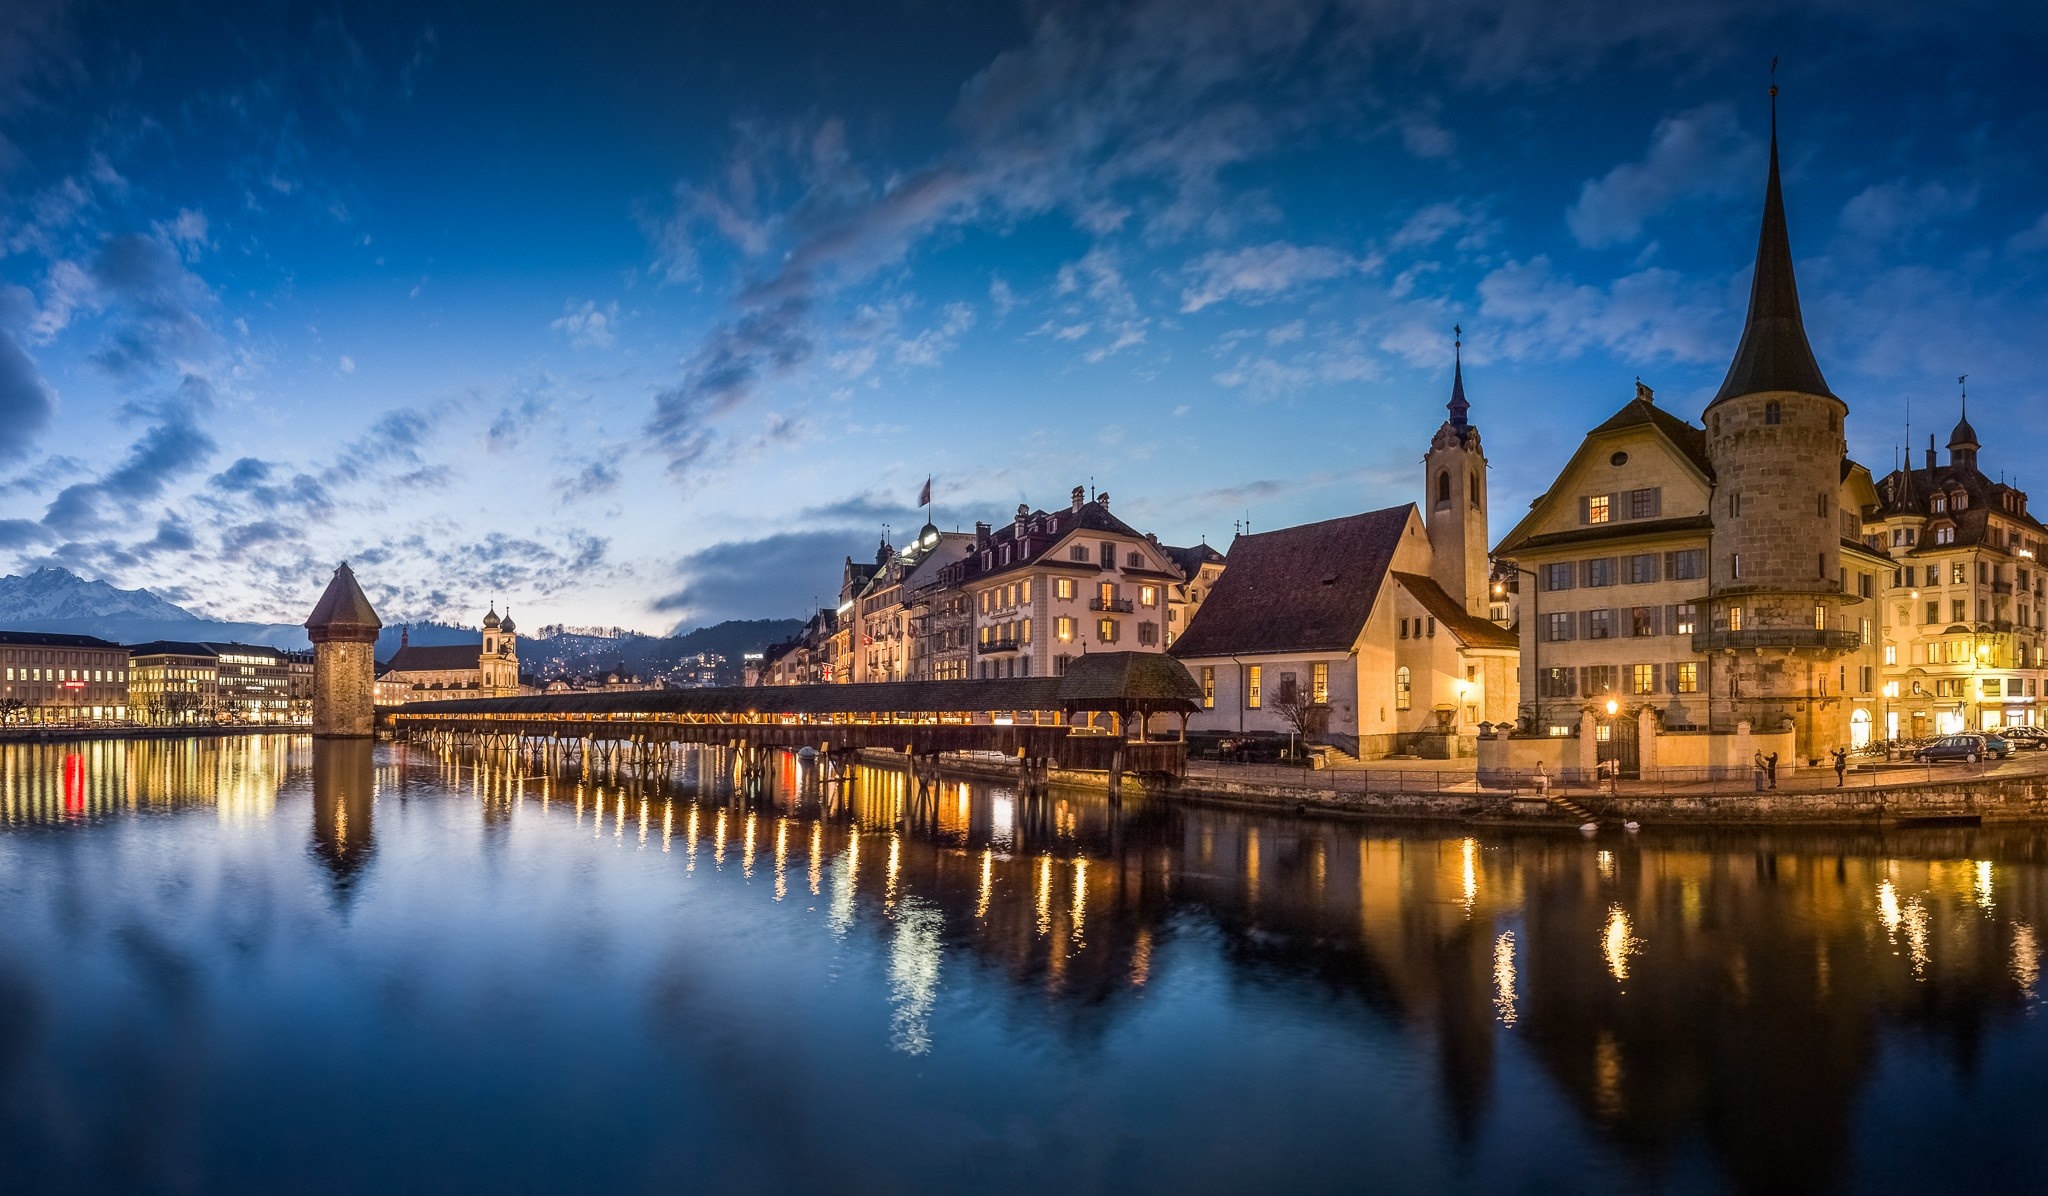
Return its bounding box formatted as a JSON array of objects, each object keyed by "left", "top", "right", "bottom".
[
  {"left": 885, "top": 834, "right": 901, "bottom": 905},
  {"left": 1245, "top": 825, "right": 1260, "bottom": 908},
  {"left": 1036, "top": 853, "right": 1053, "bottom": 937},
  {"left": 743, "top": 812, "right": 758, "bottom": 879},
  {"left": 662, "top": 801, "right": 673, "bottom": 853},
  {"left": 1975, "top": 860, "right": 1995, "bottom": 910},
  {"left": 1594, "top": 1031, "right": 1625, "bottom": 1120},
  {"left": 1493, "top": 931, "right": 1518, "bottom": 1027},
  {"left": 809, "top": 821, "right": 823, "bottom": 896},
  {"left": 613, "top": 792, "right": 626, "bottom": 841},
  {"left": 1596, "top": 849, "right": 1615, "bottom": 880},
  {"left": 1132, "top": 928, "right": 1152, "bottom": 987},
  {"left": 828, "top": 828, "right": 859, "bottom": 936},
  {"left": 1461, "top": 838, "right": 1478, "bottom": 914},
  {"left": 977, "top": 847, "right": 993, "bottom": 919},
  {"left": 686, "top": 805, "right": 700, "bottom": 871},
  {"left": 1904, "top": 895, "right": 1931, "bottom": 978},
  {"left": 637, "top": 798, "right": 648, "bottom": 848},
  {"left": 774, "top": 817, "right": 789, "bottom": 901},
  {"left": 1071, "top": 857, "right": 1087, "bottom": 943},
  {"left": 1604, "top": 905, "right": 1640, "bottom": 982},
  {"left": 2014, "top": 925, "right": 2039, "bottom": 999},
  {"left": 714, "top": 808, "right": 728, "bottom": 868},
  {"left": 1878, "top": 880, "right": 1902, "bottom": 941}
]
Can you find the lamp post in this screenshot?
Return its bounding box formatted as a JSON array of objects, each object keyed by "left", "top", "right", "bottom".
[
  {"left": 1497, "top": 562, "right": 1540, "bottom": 731},
  {"left": 1605, "top": 697, "right": 1620, "bottom": 794}
]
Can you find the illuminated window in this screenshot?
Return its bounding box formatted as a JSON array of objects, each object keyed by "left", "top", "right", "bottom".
[
  {"left": 1056, "top": 578, "right": 1073, "bottom": 600},
  {"left": 1674, "top": 603, "right": 1699, "bottom": 635},
  {"left": 1728, "top": 606, "right": 1744, "bottom": 632},
  {"left": 1632, "top": 664, "right": 1657, "bottom": 694},
  {"left": 1587, "top": 494, "right": 1610, "bottom": 524},
  {"left": 1674, "top": 662, "right": 1699, "bottom": 693},
  {"left": 1201, "top": 666, "right": 1215, "bottom": 709},
  {"left": 1883, "top": 644, "right": 1897, "bottom": 665},
  {"left": 1021, "top": 618, "right": 1032, "bottom": 644},
  {"left": 1312, "top": 662, "right": 1328, "bottom": 704},
  {"left": 1098, "top": 581, "right": 1115, "bottom": 606},
  {"left": 1097, "top": 618, "right": 1117, "bottom": 643},
  {"left": 1139, "top": 585, "right": 1157, "bottom": 607},
  {"left": 1247, "top": 665, "right": 1263, "bottom": 709},
  {"left": 1056, "top": 617, "right": 1074, "bottom": 642},
  {"left": 1394, "top": 666, "right": 1411, "bottom": 711},
  {"left": 1815, "top": 605, "right": 1826, "bottom": 631}
]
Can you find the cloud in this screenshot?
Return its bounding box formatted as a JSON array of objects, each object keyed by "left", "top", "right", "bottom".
[
  {"left": 894, "top": 302, "right": 975, "bottom": 366},
  {"left": 82, "top": 231, "right": 222, "bottom": 380},
  {"left": 338, "top": 354, "right": 355, "bottom": 373},
  {"left": 1475, "top": 254, "right": 1727, "bottom": 365},
  {"left": 1839, "top": 179, "right": 1977, "bottom": 244},
  {"left": 657, "top": 529, "right": 883, "bottom": 626},
  {"left": 1179, "top": 241, "right": 1360, "bottom": 312},
  {"left": 2012, "top": 213, "right": 2048, "bottom": 254},
  {"left": 1567, "top": 103, "right": 1758, "bottom": 248},
  {"left": 1389, "top": 201, "right": 1489, "bottom": 251},
  {"left": 646, "top": 296, "right": 810, "bottom": 480},
  {"left": 0, "top": 326, "right": 56, "bottom": 462},
  {"left": 549, "top": 299, "right": 620, "bottom": 348}
]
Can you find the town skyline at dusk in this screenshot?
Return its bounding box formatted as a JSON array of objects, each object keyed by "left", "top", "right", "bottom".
[{"left": 0, "top": 0, "right": 2042, "bottom": 632}]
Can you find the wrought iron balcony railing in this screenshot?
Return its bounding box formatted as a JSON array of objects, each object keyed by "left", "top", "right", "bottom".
[
  {"left": 976, "top": 637, "right": 1022, "bottom": 654},
  {"left": 1089, "top": 597, "right": 1135, "bottom": 613}
]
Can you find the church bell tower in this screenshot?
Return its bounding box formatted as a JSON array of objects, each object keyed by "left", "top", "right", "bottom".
[{"left": 1424, "top": 329, "right": 1490, "bottom": 617}]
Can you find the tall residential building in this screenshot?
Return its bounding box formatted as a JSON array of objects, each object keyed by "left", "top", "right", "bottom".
[
  {"left": 1868, "top": 417, "right": 2048, "bottom": 737},
  {"left": 1161, "top": 542, "right": 1227, "bottom": 648},
  {"left": 1495, "top": 96, "right": 1887, "bottom": 758},
  {"left": 129, "top": 641, "right": 223, "bottom": 725}
]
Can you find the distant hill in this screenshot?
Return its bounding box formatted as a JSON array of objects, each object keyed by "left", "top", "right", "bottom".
[{"left": 524, "top": 618, "right": 802, "bottom": 685}]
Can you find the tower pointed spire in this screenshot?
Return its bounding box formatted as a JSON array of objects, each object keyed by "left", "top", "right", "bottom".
[
  {"left": 1710, "top": 75, "right": 1834, "bottom": 407},
  {"left": 1447, "top": 324, "right": 1469, "bottom": 429}
]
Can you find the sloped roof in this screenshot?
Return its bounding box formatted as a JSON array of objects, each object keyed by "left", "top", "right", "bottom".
[
  {"left": 1169, "top": 506, "right": 1413, "bottom": 658},
  {"left": 0, "top": 630, "right": 123, "bottom": 649},
  {"left": 1587, "top": 397, "right": 1713, "bottom": 479},
  {"left": 1162, "top": 542, "right": 1226, "bottom": 578},
  {"left": 386, "top": 643, "right": 481, "bottom": 673},
  {"left": 1056, "top": 651, "right": 1202, "bottom": 709},
  {"left": 128, "top": 640, "right": 219, "bottom": 658},
  {"left": 1710, "top": 110, "right": 1834, "bottom": 406},
  {"left": 1390, "top": 573, "right": 1520, "bottom": 651},
  {"left": 305, "top": 563, "right": 382, "bottom": 635}
]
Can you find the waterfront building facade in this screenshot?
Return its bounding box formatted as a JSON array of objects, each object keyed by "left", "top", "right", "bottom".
[
  {"left": 1868, "top": 418, "right": 2048, "bottom": 737},
  {"left": 381, "top": 608, "right": 529, "bottom": 701},
  {"left": 1495, "top": 106, "right": 1886, "bottom": 760},
  {"left": 129, "top": 641, "right": 222, "bottom": 725},
  {"left": 1162, "top": 542, "right": 1227, "bottom": 649},
  {"left": 0, "top": 631, "right": 129, "bottom": 725},
  {"left": 1171, "top": 354, "right": 1517, "bottom": 756}
]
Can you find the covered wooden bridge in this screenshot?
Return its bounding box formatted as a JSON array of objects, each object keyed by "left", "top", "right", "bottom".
[{"left": 381, "top": 651, "right": 1203, "bottom": 794}]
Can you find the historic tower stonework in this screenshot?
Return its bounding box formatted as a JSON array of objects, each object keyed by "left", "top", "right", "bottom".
[
  {"left": 1701, "top": 94, "right": 1856, "bottom": 756},
  {"left": 1424, "top": 333, "right": 1490, "bottom": 617},
  {"left": 305, "top": 562, "right": 383, "bottom": 738}
]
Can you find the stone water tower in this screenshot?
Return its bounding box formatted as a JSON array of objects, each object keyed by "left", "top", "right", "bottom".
[{"left": 305, "top": 562, "right": 382, "bottom": 738}]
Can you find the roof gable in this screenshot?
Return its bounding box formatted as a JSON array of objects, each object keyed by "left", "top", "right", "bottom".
[
  {"left": 1169, "top": 505, "right": 1415, "bottom": 658},
  {"left": 1495, "top": 396, "right": 1713, "bottom": 557},
  {"left": 1390, "top": 572, "right": 1519, "bottom": 651}
]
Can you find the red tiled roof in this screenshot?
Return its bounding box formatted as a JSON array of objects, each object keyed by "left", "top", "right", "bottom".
[{"left": 1169, "top": 506, "right": 1414, "bottom": 658}]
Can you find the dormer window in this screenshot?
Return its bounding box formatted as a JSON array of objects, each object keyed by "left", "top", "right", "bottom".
[
  {"left": 1932, "top": 495, "right": 1947, "bottom": 513},
  {"left": 1953, "top": 491, "right": 1968, "bottom": 510}
]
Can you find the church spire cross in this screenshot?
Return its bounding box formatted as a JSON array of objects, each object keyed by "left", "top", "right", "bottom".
[{"left": 1446, "top": 324, "right": 1470, "bottom": 429}]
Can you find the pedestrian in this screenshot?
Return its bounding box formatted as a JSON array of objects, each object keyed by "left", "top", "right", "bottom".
[
  {"left": 1767, "top": 752, "right": 1779, "bottom": 789},
  {"left": 1535, "top": 761, "right": 1550, "bottom": 798},
  {"left": 1832, "top": 747, "right": 1848, "bottom": 787},
  {"left": 1753, "top": 749, "right": 1766, "bottom": 793}
]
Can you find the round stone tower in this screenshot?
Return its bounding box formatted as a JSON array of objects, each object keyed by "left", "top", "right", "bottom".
[
  {"left": 1702, "top": 93, "right": 1853, "bottom": 753},
  {"left": 305, "top": 562, "right": 383, "bottom": 738}
]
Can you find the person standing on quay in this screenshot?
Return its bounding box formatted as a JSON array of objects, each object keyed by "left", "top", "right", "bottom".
[
  {"left": 1767, "top": 753, "right": 1779, "bottom": 789},
  {"left": 1753, "top": 750, "right": 1766, "bottom": 793},
  {"left": 1833, "top": 747, "right": 1848, "bottom": 787}
]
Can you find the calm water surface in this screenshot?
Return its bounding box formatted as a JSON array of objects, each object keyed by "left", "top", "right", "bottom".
[{"left": 2, "top": 736, "right": 2047, "bottom": 1194}]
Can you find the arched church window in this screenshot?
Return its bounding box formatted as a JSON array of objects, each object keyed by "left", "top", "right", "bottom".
[
  {"left": 1395, "top": 667, "right": 1412, "bottom": 711},
  {"left": 1764, "top": 401, "right": 1782, "bottom": 425},
  {"left": 1436, "top": 470, "right": 1451, "bottom": 506}
]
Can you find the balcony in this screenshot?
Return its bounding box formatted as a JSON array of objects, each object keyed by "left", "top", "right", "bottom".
[
  {"left": 1691, "top": 629, "right": 1863, "bottom": 652},
  {"left": 976, "top": 637, "right": 1022, "bottom": 654},
  {"left": 1089, "top": 597, "right": 1135, "bottom": 613},
  {"left": 1994, "top": 581, "right": 2014, "bottom": 594}
]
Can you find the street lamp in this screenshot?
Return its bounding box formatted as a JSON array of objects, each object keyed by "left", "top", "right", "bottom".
[{"left": 1605, "top": 698, "right": 1621, "bottom": 794}]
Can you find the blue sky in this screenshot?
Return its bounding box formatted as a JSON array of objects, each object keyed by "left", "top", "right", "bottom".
[{"left": 1, "top": 0, "right": 2044, "bottom": 631}]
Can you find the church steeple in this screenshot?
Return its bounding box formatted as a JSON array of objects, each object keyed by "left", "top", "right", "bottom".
[
  {"left": 1710, "top": 83, "right": 1834, "bottom": 407},
  {"left": 1447, "top": 324, "right": 1470, "bottom": 430}
]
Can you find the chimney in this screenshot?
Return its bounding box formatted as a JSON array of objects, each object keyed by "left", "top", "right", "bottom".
[
  {"left": 1071, "top": 485, "right": 1084, "bottom": 512},
  {"left": 1097, "top": 491, "right": 1110, "bottom": 510},
  {"left": 1926, "top": 434, "right": 1936, "bottom": 473},
  {"left": 1015, "top": 503, "right": 1029, "bottom": 535},
  {"left": 975, "top": 521, "right": 991, "bottom": 547}
]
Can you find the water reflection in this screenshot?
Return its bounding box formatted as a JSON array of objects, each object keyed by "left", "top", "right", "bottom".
[{"left": 3, "top": 736, "right": 2048, "bottom": 1193}]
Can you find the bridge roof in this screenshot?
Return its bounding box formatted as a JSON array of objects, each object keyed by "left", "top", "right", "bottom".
[{"left": 388, "top": 651, "right": 1201, "bottom": 717}]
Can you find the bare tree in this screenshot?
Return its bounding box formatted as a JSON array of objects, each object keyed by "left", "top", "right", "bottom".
[{"left": 0, "top": 697, "right": 26, "bottom": 726}]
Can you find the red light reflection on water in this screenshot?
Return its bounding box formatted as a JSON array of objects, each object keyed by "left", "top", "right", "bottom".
[{"left": 63, "top": 753, "right": 85, "bottom": 816}]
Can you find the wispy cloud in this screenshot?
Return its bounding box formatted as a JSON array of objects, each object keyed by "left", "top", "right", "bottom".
[{"left": 1567, "top": 103, "right": 1759, "bottom": 248}]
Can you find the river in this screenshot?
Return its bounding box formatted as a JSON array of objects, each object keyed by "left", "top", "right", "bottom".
[{"left": 0, "top": 735, "right": 2044, "bottom": 1194}]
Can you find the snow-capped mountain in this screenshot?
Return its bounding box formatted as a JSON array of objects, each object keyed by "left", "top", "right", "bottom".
[{"left": 0, "top": 567, "right": 201, "bottom": 624}]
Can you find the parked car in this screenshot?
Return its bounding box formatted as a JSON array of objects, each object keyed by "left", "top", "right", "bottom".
[
  {"left": 1999, "top": 726, "right": 2048, "bottom": 750},
  {"left": 1915, "top": 733, "right": 2009, "bottom": 763}
]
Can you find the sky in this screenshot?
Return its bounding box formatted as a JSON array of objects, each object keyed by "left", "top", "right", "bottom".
[{"left": 0, "top": 0, "right": 2045, "bottom": 633}]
